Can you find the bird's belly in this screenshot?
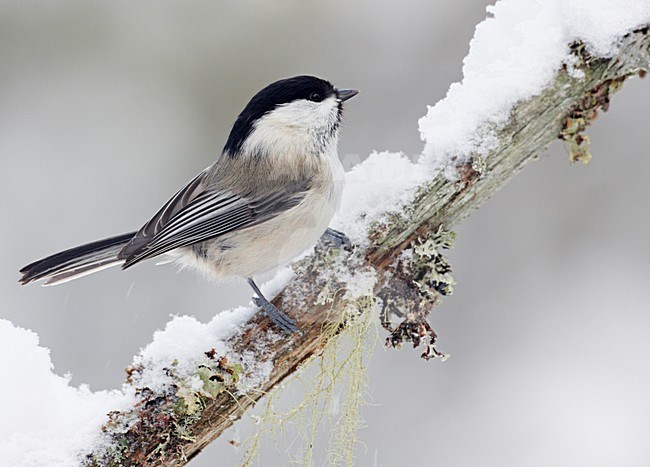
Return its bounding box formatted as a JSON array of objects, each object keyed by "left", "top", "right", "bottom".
[{"left": 178, "top": 187, "right": 341, "bottom": 280}]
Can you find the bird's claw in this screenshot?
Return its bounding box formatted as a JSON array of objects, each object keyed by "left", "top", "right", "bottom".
[
  {"left": 323, "top": 228, "right": 352, "bottom": 251},
  {"left": 253, "top": 296, "right": 301, "bottom": 334}
]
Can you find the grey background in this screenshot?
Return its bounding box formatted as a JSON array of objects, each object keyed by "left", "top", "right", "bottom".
[{"left": 2, "top": 1, "right": 650, "bottom": 466}]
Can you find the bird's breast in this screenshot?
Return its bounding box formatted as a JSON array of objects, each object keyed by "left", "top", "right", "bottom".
[{"left": 187, "top": 150, "right": 344, "bottom": 279}]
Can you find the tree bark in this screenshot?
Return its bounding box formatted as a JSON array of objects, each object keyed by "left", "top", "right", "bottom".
[{"left": 85, "top": 28, "right": 650, "bottom": 466}]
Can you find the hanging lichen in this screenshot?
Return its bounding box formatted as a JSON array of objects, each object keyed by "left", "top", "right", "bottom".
[{"left": 240, "top": 282, "right": 378, "bottom": 467}]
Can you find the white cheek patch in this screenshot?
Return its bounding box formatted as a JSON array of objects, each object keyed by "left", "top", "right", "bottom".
[{"left": 242, "top": 97, "right": 339, "bottom": 156}]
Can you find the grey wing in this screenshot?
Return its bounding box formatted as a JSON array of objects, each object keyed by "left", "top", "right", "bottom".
[{"left": 118, "top": 170, "right": 308, "bottom": 268}]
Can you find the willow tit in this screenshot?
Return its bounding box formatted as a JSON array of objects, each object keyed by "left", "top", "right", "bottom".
[{"left": 19, "top": 75, "right": 358, "bottom": 333}]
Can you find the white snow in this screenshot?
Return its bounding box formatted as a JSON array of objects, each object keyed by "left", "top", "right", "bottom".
[
  {"left": 419, "top": 0, "right": 650, "bottom": 176},
  {"left": 332, "top": 151, "right": 429, "bottom": 245},
  {"left": 131, "top": 309, "right": 250, "bottom": 390},
  {"left": 0, "top": 320, "right": 134, "bottom": 466},
  {"left": 4, "top": 1, "right": 650, "bottom": 465},
  {"left": 0, "top": 268, "right": 293, "bottom": 465},
  {"left": 130, "top": 266, "right": 295, "bottom": 393}
]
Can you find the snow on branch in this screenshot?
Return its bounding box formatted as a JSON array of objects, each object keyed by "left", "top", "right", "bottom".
[
  {"left": 88, "top": 28, "right": 650, "bottom": 467},
  {"left": 2, "top": 2, "right": 650, "bottom": 465}
]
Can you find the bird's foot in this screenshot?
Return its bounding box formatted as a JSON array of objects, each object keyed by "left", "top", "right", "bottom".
[
  {"left": 323, "top": 228, "right": 352, "bottom": 251},
  {"left": 252, "top": 296, "right": 300, "bottom": 334}
]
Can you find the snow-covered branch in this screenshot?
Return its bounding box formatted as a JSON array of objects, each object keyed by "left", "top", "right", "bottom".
[
  {"left": 3, "top": 2, "right": 650, "bottom": 465},
  {"left": 83, "top": 25, "right": 650, "bottom": 467}
]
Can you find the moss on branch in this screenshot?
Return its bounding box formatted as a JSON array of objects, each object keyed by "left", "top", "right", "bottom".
[{"left": 84, "top": 27, "right": 650, "bottom": 466}]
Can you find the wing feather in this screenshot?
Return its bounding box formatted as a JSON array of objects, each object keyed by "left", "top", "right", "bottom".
[{"left": 118, "top": 169, "right": 309, "bottom": 268}]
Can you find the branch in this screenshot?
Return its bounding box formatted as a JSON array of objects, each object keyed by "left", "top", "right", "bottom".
[{"left": 85, "top": 28, "right": 650, "bottom": 466}]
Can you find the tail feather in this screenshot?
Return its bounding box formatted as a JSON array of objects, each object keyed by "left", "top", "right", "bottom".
[{"left": 19, "top": 232, "right": 136, "bottom": 286}]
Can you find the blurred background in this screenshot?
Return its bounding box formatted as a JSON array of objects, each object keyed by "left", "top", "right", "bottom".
[{"left": 2, "top": 1, "right": 650, "bottom": 466}]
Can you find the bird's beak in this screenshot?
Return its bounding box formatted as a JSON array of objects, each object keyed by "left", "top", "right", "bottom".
[{"left": 336, "top": 89, "right": 359, "bottom": 102}]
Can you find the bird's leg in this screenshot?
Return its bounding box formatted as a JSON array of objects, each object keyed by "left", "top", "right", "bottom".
[
  {"left": 322, "top": 228, "right": 352, "bottom": 250},
  {"left": 247, "top": 278, "right": 300, "bottom": 334}
]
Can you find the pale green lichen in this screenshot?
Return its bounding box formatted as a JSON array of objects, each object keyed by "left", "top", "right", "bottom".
[
  {"left": 378, "top": 226, "right": 455, "bottom": 360},
  {"left": 86, "top": 351, "right": 247, "bottom": 466},
  {"left": 174, "top": 359, "right": 243, "bottom": 416},
  {"left": 412, "top": 226, "right": 457, "bottom": 298},
  {"left": 560, "top": 116, "right": 592, "bottom": 164},
  {"left": 471, "top": 154, "right": 488, "bottom": 175},
  {"left": 560, "top": 40, "right": 635, "bottom": 164},
  {"left": 315, "top": 281, "right": 335, "bottom": 306},
  {"left": 240, "top": 281, "right": 378, "bottom": 467},
  {"left": 327, "top": 296, "right": 376, "bottom": 466}
]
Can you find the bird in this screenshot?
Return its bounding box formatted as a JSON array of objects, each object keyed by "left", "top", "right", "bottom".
[{"left": 19, "top": 75, "right": 358, "bottom": 333}]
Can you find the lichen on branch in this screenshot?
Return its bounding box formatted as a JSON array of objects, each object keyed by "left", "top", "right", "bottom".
[{"left": 84, "top": 27, "right": 650, "bottom": 466}]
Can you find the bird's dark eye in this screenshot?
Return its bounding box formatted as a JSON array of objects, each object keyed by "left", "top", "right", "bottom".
[{"left": 309, "top": 92, "right": 323, "bottom": 102}]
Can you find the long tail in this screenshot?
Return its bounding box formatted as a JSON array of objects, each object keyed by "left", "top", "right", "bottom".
[{"left": 19, "top": 232, "right": 136, "bottom": 286}]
